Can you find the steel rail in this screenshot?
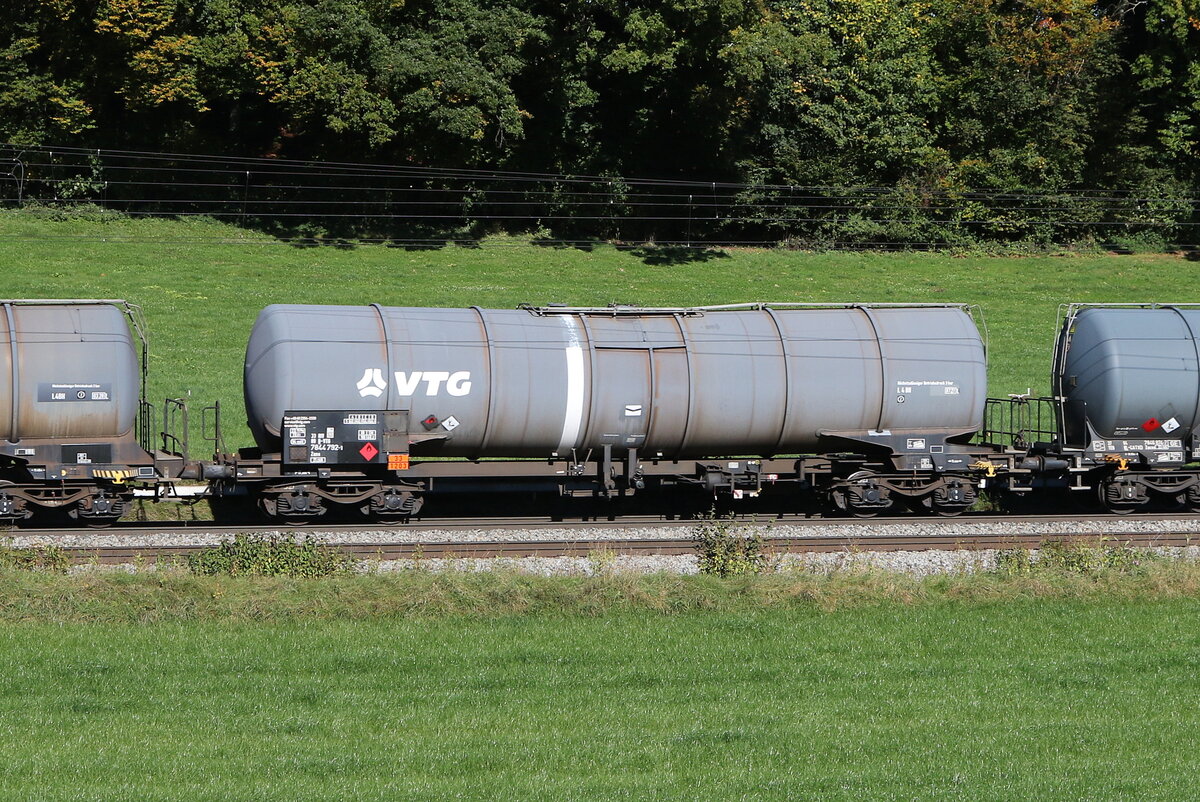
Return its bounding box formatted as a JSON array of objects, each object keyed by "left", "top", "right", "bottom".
[
  {"left": 10, "top": 510, "right": 1200, "bottom": 537},
  {"left": 45, "top": 530, "right": 1200, "bottom": 565}
]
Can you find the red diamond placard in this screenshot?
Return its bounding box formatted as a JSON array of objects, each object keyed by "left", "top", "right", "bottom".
[
  {"left": 359, "top": 442, "right": 379, "bottom": 461},
  {"left": 1142, "top": 418, "right": 1160, "bottom": 432}
]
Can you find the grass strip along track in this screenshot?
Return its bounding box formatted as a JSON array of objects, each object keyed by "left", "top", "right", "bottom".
[{"left": 32, "top": 530, "right": 1200, "bottom": 565}]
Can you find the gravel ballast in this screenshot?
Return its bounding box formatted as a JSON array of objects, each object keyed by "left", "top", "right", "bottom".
[
  {"left": 356, "top": 545, "right": 1200, "bottom": 578},
  {"left": 12, "top": 515, "right": 1200, "bottom": 551},
  {"left": 11, "top": 516, "right": 1200, "bottom": 578}
]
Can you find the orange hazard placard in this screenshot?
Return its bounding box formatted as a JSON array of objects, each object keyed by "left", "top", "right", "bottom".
[{"left": 387, "top": 454, "right": 410, "bottom": 470}]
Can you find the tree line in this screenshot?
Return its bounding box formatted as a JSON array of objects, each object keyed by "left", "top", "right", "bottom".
[{"left": 1, "top": 0, "right": 1197, "bottom": 245}]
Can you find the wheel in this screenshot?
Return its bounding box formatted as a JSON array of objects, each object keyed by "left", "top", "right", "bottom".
[
  {"left": 65, "top": 510, "right": 120, "bottom": 528},
  {"left": 0, "top": 490, "right": 29, "bottom": 523},
  {"left": 832, "top": 471, "right": 894, "bottom": 518},
  {"left": 1184, "top": 486, "right": 1200, "bottom": 513},
  {"left": 67, "top": 493, "right": 127, "bottom": 528},
  {"left": 366, "top": 489, "right": 422, "bottom": 522},
  {"left": 916, "top": 477, "right": 978, "bottom": 517},
  {"left": 910, "top": 495, "right": 966, "bottom": 518},
  {"left": 360, "top": 503, "right": 411, "bottom": 525},
  {"left": 262, "top": 489, "right": 327, "bottom": 523},
  {"left": 1097, "top": 480, "right": 1148, "bottom": 515}
]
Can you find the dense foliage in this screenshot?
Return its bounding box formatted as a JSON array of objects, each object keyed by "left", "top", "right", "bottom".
[{"left": 1, "top": 1, "right": 1196, "bottom": 243}]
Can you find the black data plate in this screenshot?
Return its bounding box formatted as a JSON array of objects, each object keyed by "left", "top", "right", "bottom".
[{"left": 281, "top": 410, "right": 407, "bottom": 465}]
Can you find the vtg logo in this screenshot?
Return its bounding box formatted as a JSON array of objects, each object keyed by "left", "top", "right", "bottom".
[{"left": 356, "top": 369, "right": 472, "bottom": 398}]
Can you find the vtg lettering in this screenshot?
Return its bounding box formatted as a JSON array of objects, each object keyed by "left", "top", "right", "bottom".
[
  {"left": 356, "top": 367, "right": 473, "bottom": 398},
  {"left": 394, "top": 371, "right": 472, "bottom": 397}
]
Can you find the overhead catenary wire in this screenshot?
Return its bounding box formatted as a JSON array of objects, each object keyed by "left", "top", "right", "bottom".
[
  {"left": 15, "top": 148, "right": 1198, "bottom": 207},
  {"left": 1, "top": 143, "right": 1196, "bottom": 249},
  {"left": 17, "top": 168, "right": 1200, "bottom": 207},
  {"left": 9, "top": 142, "right": 1185, "bottom": 195},
  {"left": 11, "top": 180, "right": 1196, "bottom": 214}
]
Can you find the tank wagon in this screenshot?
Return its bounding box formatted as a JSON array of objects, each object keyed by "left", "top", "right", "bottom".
[
  {"left": 0, "top": 300, "right": 179, "bottom": 524},
  {"left": 979, "top": 303, "right": 1200, "bottom": 513},
  {"left": 218, "top": 302, "right": 995, "bottom": 520}
]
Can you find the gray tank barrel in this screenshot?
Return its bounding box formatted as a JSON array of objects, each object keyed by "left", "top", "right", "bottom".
[{"left": 244, "top": 303, "right": 987, "bottom": 458}]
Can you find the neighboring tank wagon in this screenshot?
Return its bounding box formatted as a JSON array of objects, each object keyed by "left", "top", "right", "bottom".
[
  {"left": 1033, "top": 303, "right": 1200, "bottom": 511},
  {"left": 0, "top": 300, "right": 167, "bottom": 523},
  {"left": 234, "top": 303, "right": 993, "bottom": 520}
]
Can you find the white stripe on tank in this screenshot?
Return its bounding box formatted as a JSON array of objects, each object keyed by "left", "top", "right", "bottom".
[{"left": 557, "top": 316, "right": 585, "bottom": 455}]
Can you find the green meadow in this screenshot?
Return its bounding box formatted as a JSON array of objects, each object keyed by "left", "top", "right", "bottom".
[{"left": 2, "top": 596, "right": 1200, "bottom": 800}]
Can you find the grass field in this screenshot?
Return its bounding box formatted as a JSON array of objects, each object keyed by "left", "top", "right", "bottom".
[
  {"left": 3, "top": 211, "right": 1200, "bottom": 447},
  {"left": 2, "top": 598, "right": 1200, "bottom": 800}
]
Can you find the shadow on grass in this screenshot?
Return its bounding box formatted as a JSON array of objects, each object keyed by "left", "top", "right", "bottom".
[
  {"left": 284, "top": 237, "right": 358, "bottom": 250},
  {"left": 530, "top": 238, "right": 598, "bottom": 253},
  {"left": 282, "top": 236, "right": 488, "bottom": 251},
  {"left": 522, "top": 238, "right": 735, "bottom": 264},
  {"left": 384, "top": 239, "right": 484, "bottom": 251},
  {"left": 254, "top": 218, "right": 486, "bottom": 251},
  {"left": 621, "top": 245, "right": 732, "bottom": 266},
  {"left": 386, "top": 241, "right": 446, "bottom": 251},
  {"left": 262, "top": 222, "right": 732, "bottom": 263}
]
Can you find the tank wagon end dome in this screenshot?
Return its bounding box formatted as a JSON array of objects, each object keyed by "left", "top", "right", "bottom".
[
  {"left": 0, "top": 299, "right": 141, "bottom": 442},
  {"left": 1058, "top": 303, "right": 1200, "bottom": 444}
]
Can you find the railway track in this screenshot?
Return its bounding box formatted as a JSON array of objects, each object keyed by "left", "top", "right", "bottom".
[
  {"left": 21, "top": 526, "right": 1200, "bottom": 566},
  {"left": 11, "top": 510, "right": 1200, "bottom": 537}
]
